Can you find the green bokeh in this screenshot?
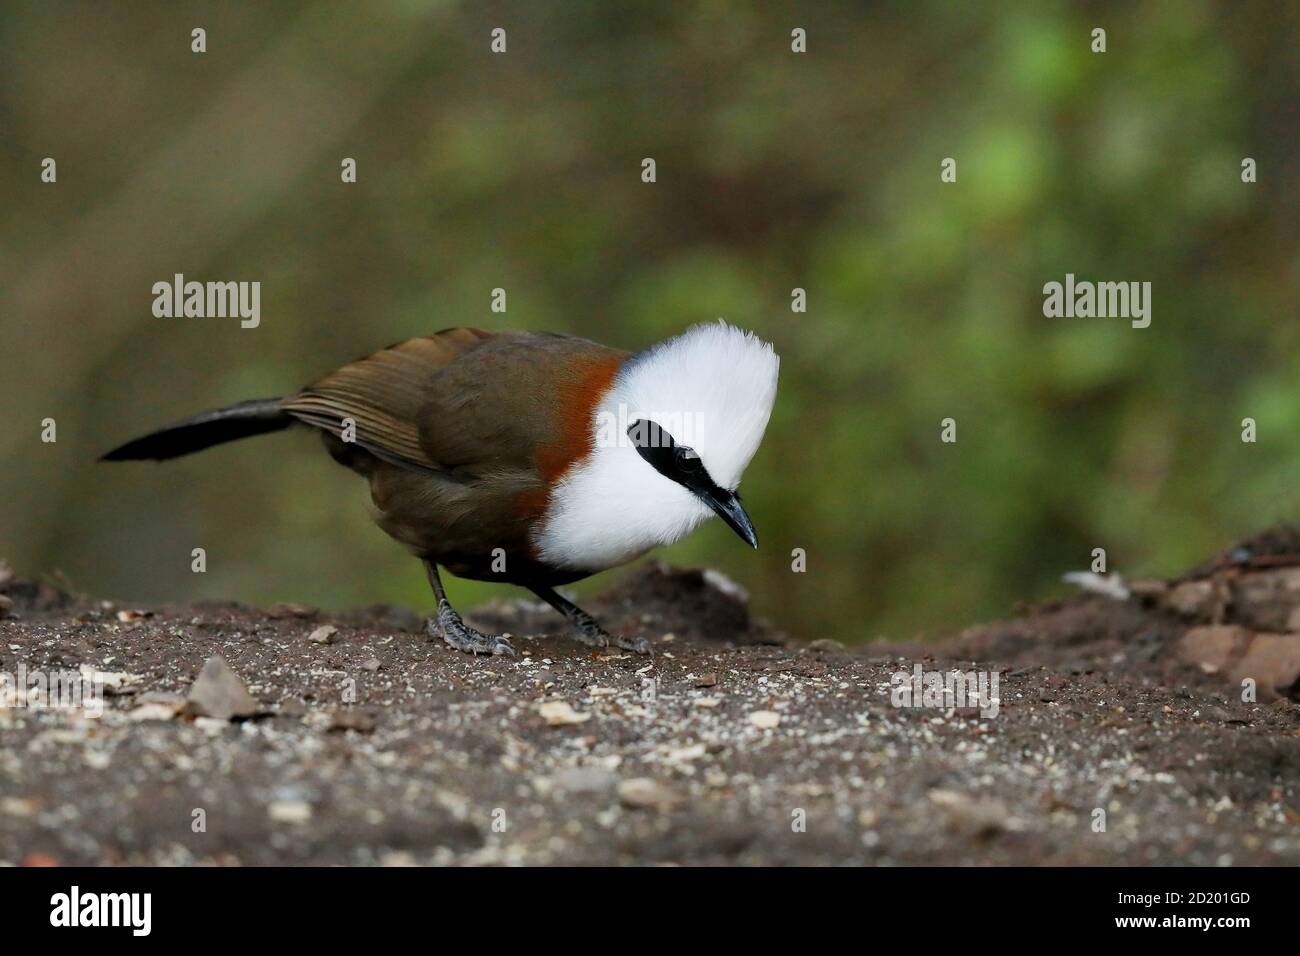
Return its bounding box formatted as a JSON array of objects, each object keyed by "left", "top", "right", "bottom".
[{"left": 1, "top": 1, "right": 1296, "bottom": 644}]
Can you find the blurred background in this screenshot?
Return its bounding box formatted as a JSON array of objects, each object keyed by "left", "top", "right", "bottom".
[{"left": 2, "top": 1, "right": 1297, "bottom": 644}]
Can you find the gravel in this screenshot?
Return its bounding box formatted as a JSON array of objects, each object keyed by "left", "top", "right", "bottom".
[{"left": 1, "top": 554, "right": 1298, "bottom": 866}]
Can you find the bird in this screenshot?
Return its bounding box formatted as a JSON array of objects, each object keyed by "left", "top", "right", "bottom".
[{"left": 101, "top": 321, "right": 780, "bottom": 658}]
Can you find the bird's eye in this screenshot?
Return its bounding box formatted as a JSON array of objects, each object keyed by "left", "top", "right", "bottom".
[{"left": 675, "top": 446, "right": 703, "bottom": 471}]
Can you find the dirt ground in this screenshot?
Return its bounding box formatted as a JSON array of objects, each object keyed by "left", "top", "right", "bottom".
[{"left": 2, "top": 538, "right": 1299, "bottom": 866}]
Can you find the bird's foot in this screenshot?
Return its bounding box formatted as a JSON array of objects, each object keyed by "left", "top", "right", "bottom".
[
  {"left": 570, "top": 612, "right": 651, "bottom": 656},
  {"left": 428, "top": 601, "right": 515, "bottom": 657}
]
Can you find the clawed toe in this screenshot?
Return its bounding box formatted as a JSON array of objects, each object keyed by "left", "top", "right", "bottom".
[
  {"left": 481, "top": 634, "right": 516, "bottom": 656},
  {"left": 427, "top": 615, "right": 516, "bottom": 657},
  {"left": 615, "top": 634, "right": 652, "bottom": 655},
  {"left": 571, "top": 624, "right": 611, "bottom": 648},
  {"left": 575, "top": 621, "right": 651, "bottom": 656},
  {"left": 448, "top": 628, "right": 516, "bottom": 657}
]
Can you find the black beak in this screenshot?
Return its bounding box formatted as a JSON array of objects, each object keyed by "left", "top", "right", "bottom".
[{"left": 701, "top": 488, "right": 758, "bottom": 549}]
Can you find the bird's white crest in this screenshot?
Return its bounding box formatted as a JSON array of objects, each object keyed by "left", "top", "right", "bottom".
[{"left": 536, "top": 321, "right": 779, "bottom": 570}]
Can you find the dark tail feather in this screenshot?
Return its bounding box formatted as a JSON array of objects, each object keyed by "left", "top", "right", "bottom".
[{"left": 100, "top": 398, "right": 292, "bottom": 462}]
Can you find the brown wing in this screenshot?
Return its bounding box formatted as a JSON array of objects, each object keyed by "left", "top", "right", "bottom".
[
  {"left": 281, "top": 328, "right": 627, "bottom": 478},
  {"left": 281, "top": 328, "right": 493, "bottom": 473},
  {"left": 413, "top": 331, "right": 627, "bottom": 476}
]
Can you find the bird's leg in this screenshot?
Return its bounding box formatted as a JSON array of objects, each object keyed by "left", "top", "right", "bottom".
[
  {"left": 528, "top": 585, "right": 650, "bottom": 655},
  {"left": 424, "top": 562, "right": 515, "bottom": 657}
]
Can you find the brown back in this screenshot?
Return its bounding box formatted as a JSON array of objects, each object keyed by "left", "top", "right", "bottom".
[{"left": 282, "top": 327, "right": 627, "bottom": 477}]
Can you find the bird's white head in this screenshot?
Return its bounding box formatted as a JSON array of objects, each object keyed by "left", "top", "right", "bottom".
[{"left": 536, "top": 321, "right": 780, "bottom": 571}]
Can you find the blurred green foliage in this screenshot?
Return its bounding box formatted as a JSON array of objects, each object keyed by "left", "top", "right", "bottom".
[{"left": 2, "top": 1, "right": 1297, "bottom": 643}]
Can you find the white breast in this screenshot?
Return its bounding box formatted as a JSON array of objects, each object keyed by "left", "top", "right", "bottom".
[{"left": 535, "top": 435, "right": 714, "bottom": 571}]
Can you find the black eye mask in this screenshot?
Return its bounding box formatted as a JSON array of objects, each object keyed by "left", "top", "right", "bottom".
[
  {"left": 626, "top": 420, "right": 708, "bottom": 486},
  {"left": 627, "top": 419, "right": 758, "bottom": 549}
]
